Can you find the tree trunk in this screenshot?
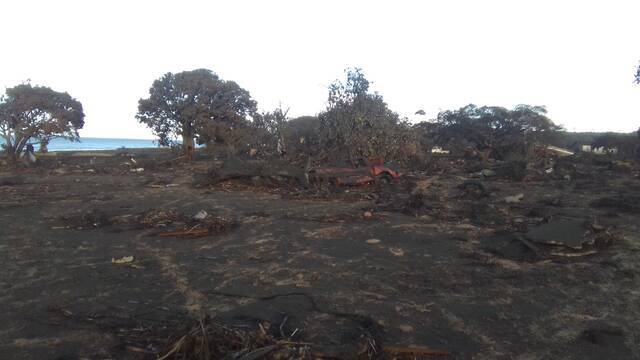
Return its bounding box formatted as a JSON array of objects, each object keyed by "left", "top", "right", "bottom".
[
  {"left": 39, "top": 139, "right": 49, "bottom": 153},
  {"left": 1, "top": 136, "right": 19, "bottom": 164},
  {"left": 4, "top": 145, "right": 18, "bottom": 164},
  {"left": 182, "top": 132, "right": 195, "bottom": 160}
]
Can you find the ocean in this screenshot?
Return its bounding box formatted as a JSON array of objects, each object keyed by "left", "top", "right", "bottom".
[{"left": 1, "top": 137, "right": 159, "bottom": 152}]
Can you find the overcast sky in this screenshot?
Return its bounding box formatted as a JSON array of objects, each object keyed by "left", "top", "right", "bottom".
[{"left": 1, "top": 0, "right": 639, "bottom": 139}]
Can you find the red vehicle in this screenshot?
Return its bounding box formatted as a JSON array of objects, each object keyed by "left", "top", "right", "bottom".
[{"left": 308, "top": 158, "right": 401, "bottom": 186}]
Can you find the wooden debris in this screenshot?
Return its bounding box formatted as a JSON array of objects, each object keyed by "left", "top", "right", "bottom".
[
  {"left": 156, "top": 215, "right": 233, "bottom": 238},
  {"left": 158, "top": 228, "right": 211, "bottom": 238},
  {"left": 111, "top": 256, "right": 134, "bottom": 264},
  {"left": 384, "top": 345, "right": 450, "bottom": 357},
  {"left": 156, "top": 318, "right": 310, "bottom": 360},
  {"left": 550, "top": 250, "right": 598, "bottom": 257}
]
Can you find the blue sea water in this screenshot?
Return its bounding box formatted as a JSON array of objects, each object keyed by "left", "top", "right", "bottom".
[{"left": 1, "top": 137, "right": 159, "bottom": 152}]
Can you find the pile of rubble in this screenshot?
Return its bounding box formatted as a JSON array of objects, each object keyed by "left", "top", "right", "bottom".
[
  {"left": 156, "top": 317, "right": 312, "bottom": 360},
  {"left": 155, "top": 316, "right": 450, "bottom": 360}
]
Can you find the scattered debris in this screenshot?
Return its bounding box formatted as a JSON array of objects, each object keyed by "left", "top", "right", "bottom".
[
  {"left": 158, "top": 216, "right": 234, "bottom": 239},
  {"left": 458, "top": 180, "right": 487, "bottom": 199},
  {"left": 4, "top": 141, "right": 639, "bottom": 360},
  {"left": 384, "top": 345, "right": 450, "bottom": 357},
  {"left": 504, "top": 193, "right": 524, "bottom": 204},
  {"left": 288, "top": 212, "right": 385, "bottom": 223},
  {"left": 60, "top": 209, "right": 114, "bottom": 229},
  {"left": 308, "top": 158, "right": 401, "bottom": 187},
  {"left": 543, "top": 145, "right": 574, "bottom": 157},
  {"left": 50, "top": 167, "right": 68, "bottom": 175},
  {"left": 158, "top": 228, "right": 213, "bottom": 238},
  {"left": 550, "top": 250, "right": 598, "bottom": 257},
  {"left": 411, "top": 179, "right": 433, "bottom": 195},
  {"left": 193, "top": 210, "right": 209, "bottom": 221},
  {"left": 149, "top": 183, "right": 180, "bottom": 188},
  {"left": 398, "top": 324, "right": 414, "bottom": 333},
  {"left": 480, "top": 169, "right": 496, "bottom": 177},
  {"left": 156, "top": 317, "right": 311, "bottom": 360},
  {"left": 141, "top": 209, "right": 182, "bottom": 228},
  {"left": 111, "top": 256, "right": 134, "bottom": 264},
  {"left": 57, "top": 207, "right": 235, "bottom": 238}
]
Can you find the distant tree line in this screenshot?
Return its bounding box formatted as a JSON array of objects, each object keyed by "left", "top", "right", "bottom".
[
  {"left": 2, "top": 64, "right": 640, "bottom": 166},
  {"left": 132, "top": 68, "right": 572, "bottom": 165},
  {"left": 424, "top": 104, "right": 561, "bottom": 161},
  {"left": 128, "top": 68, "right": 416, "bottom": 164}
]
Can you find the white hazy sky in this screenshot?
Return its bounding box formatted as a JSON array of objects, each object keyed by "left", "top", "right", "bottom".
[{"left": 1, "top": 0, "right": 639, "bottom": 139}]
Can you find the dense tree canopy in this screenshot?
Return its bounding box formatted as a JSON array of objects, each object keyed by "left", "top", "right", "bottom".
[
  {"left": 429, "top": 104, "right": 561, "bottom": 160},
  {"left": 0, "top": 84, "right": 84, "bottom": 161},
  {"left": 318, "top": 68, "right": 414, "bottom": 164},
  {"left": 136, "top": 69, "right": 257, "bottom": 154}
]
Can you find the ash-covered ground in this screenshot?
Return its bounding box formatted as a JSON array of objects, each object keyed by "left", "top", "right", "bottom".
[{"left": 1, "top": 150, "right": 639, "bottom": 359}]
